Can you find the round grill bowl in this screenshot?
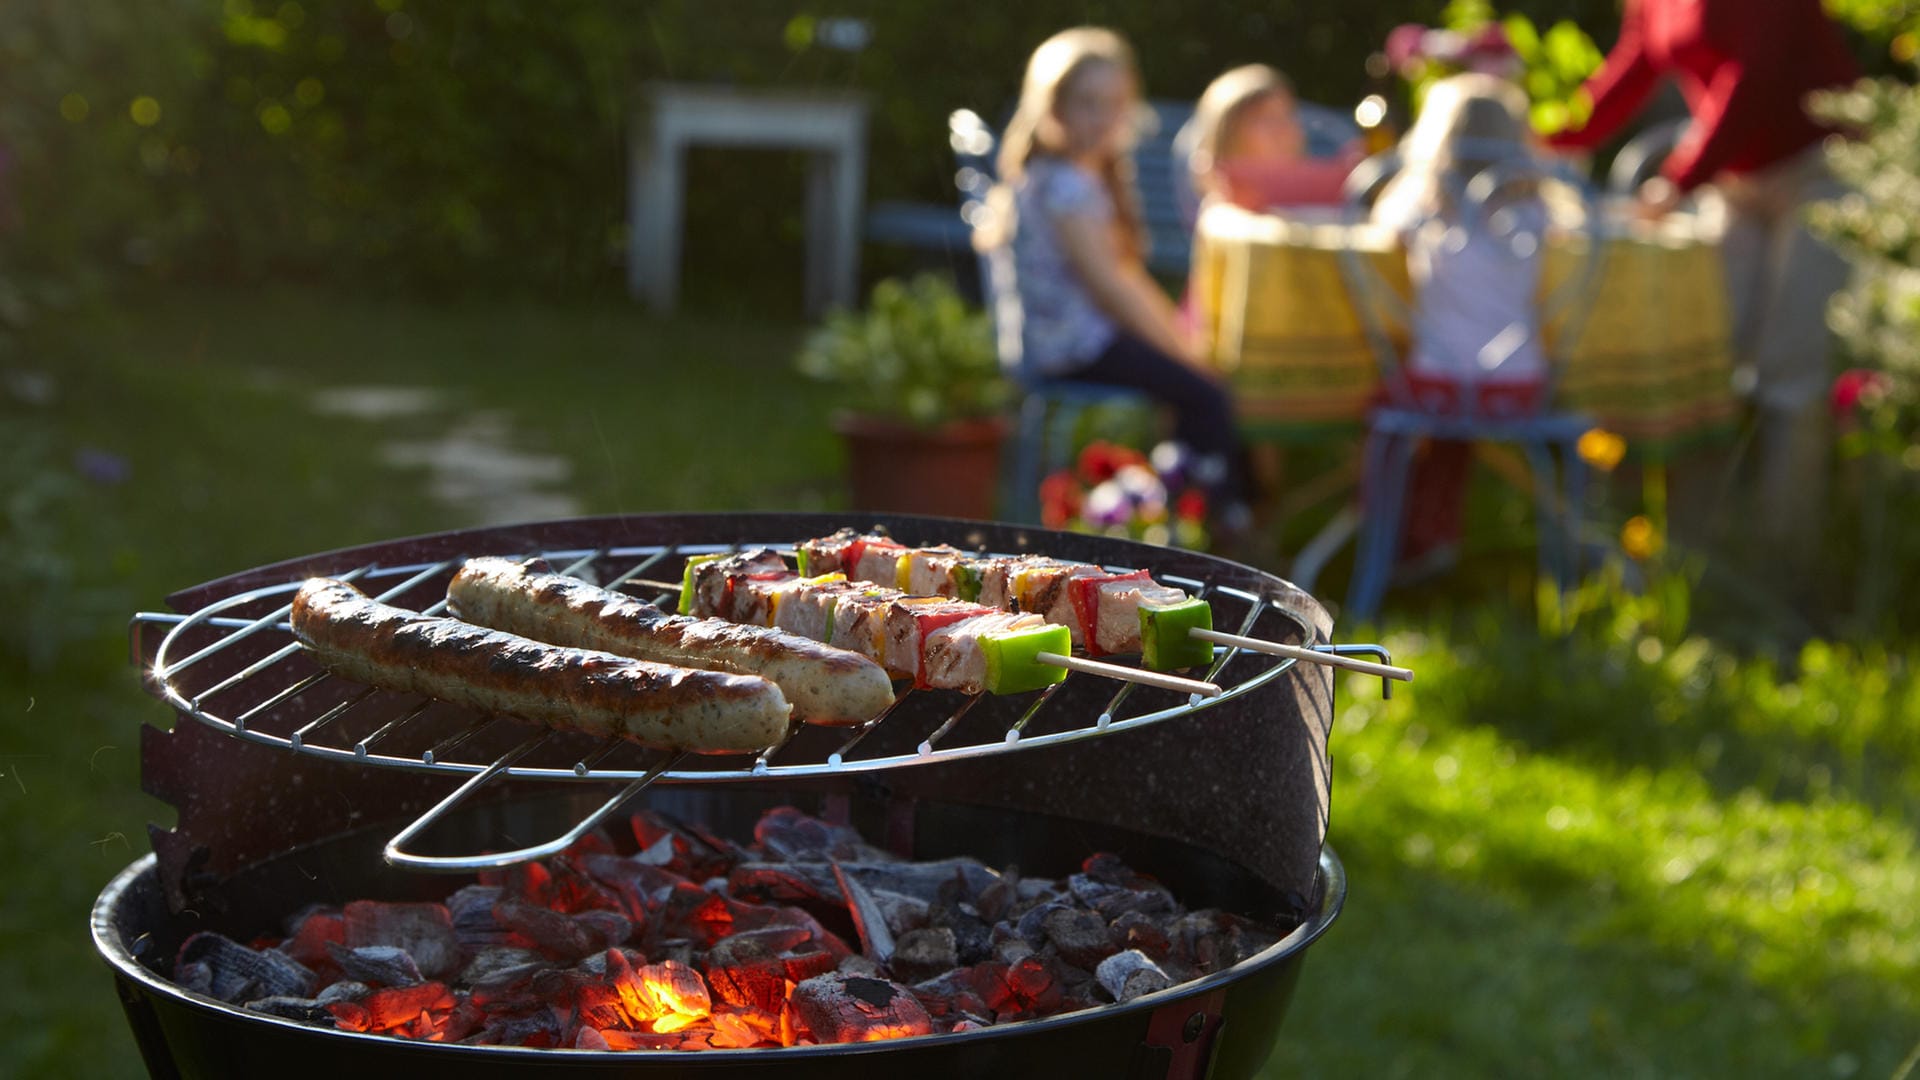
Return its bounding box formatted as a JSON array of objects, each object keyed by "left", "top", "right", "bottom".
[{"left": 95, "top": 788, "right": 1345, "bottom": 1079}]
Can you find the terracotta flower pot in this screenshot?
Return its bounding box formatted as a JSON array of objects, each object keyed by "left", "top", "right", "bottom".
[{"left": 831, "top": 412, "right": 1010, "bottom": 520}]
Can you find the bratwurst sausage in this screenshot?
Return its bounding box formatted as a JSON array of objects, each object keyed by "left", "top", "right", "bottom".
[
  {"left": 289, "top": 577, "right": 791, "bottom": 753},
  {"left": 447, "top": 557, "right": 895, "bottom": 725}
]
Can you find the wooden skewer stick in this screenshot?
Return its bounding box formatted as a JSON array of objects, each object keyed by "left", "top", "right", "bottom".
[
  {"left": 1188, "top": 629, "right": 1414, "bottom": 683},
  {"left": 1036, "top": 652, "right": 1223, "bottom": 698}
]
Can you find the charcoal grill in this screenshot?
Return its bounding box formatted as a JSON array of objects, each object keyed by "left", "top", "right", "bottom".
[{"left": 97, "top": 512, "right": 1371, "bottom": 1078}]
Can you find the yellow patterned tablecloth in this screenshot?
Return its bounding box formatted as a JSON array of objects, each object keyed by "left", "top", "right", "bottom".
[{"left": 1192, "top": 202, "right": 1740, "bottom": 453}]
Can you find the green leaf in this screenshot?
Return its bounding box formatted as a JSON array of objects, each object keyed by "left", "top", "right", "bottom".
[
  {"left": 1531, "top": 99, "right": 1570, "bottom": 136},
  {"left": 1502, "top": 13, "right": 1541, "bottom": 63},
  {"left": 1544, "top": 21, "right": 1602, "bottom": 82}
]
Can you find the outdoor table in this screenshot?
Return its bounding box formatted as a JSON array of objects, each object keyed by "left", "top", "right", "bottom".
[
  {"left": 1191, "top": 201, "right": 1740, "bottom": 457},
  {"left": 627, "top": 82, "right": 868, "bottom": 316}
]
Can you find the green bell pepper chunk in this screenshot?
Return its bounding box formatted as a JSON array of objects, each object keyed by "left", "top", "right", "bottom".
[
  {"left": 678, "top": 553, "right": 726, "bottom": 615},
  {"left": 1140, "top": 597, "right": 1215, "bottom": 671},
  {"left": 796, "top": 547, "right": 810, "bottom": 577},
  {"left": 950, "top": 562, "right": 983, "bottom": 603},
  {"left": 982, "top": 624, "right": 1071, "bottom": 694}
]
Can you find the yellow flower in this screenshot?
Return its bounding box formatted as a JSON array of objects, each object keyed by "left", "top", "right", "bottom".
[
  {"left": 1577, "top": 428, "right": 1627, "bottom": 473},
  {"left": 1620, "top": 515, "right": 1662, "bottom": 561}
]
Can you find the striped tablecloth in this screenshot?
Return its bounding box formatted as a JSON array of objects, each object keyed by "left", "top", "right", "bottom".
[{"left": 1192, "top": 202, "right": 1740, "bottom": 454}]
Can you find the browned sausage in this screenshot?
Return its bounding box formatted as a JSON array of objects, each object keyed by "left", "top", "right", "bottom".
[
  {"left": 289, "top": 578, "right": 790, "bottom": 754},
  {"left": 448, "top": 557, "right": 894, "bottom": 726}
]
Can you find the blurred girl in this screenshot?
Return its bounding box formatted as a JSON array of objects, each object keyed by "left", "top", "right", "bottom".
[
  {"left": 976, "top": 27, "right": 1249, "bottom": 531},
  {"left": 1371, "top": 74, "right": 1549, "bottom": 566},
  {"left": 1185, "top": 63, "right": 1362, "bottom": 213}
]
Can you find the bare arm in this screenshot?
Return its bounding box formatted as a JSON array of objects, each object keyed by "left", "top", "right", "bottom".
[{"left": 1054, "top": 213, "right": 1196, "bottom": 364}]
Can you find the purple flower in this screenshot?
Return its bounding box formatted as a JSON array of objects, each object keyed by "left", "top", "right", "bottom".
[
  {"left": 1149, "top": 441, "right": 1190, "bottom": 491},
  {"left": 74, "top": 447, "right": 130, "bottom": 485},
  {"left": 1082, "top": 481, "right": 1132, "bottom": 528}
]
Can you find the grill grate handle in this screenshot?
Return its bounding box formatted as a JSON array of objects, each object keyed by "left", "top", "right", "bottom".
[{"left": 382, "top": 733, "right": 685, "bottom": 873}]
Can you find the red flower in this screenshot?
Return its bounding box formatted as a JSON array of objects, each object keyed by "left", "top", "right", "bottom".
[
  {"left": 1175, "top": 490, "right": 1208, "bottom": 523},
  {"left": 1077, "top": 442, "right": 1118, "bottom": 484},
  {"left": 1831, "top": 368, "right": 1891, "bottom": 421},
  {"left": 1076, "top": 441, "right": 1146, "bottom": 484},
  {"left": 1040, "top": 470, "right": 1083, "bottom": 530}
]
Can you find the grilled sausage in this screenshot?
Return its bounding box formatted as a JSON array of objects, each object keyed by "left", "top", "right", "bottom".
[
  {"left": 289, "top": 578, "right": 790, "bottom": 753},
  {"left": 447, "top": 557, "right": 895, "bottom": 726}
]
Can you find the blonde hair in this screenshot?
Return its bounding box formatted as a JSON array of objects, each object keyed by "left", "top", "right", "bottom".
[
  {"left": 1186, "top": 63, "right": 1295, "bottom": 178},
  {"left": 1378, "top": 73, "right": 1533, "bottom": 219},
  {"left": 972, "top": 27, "right": 1147, "bottom": 259}
]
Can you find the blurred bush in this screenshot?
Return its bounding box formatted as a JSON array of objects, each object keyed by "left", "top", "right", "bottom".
[{"left": 1809, "top": 67, "right": 1920, "bottom": 633}]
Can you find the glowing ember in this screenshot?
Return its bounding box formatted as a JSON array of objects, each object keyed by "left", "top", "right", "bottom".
[{"left": 184, "top": 807, "right": 1293, "bottom": 1051}]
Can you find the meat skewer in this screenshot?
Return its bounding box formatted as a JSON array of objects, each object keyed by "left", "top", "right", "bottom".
[
  {"left": 290, "top": 578, "right": 792, "bottom": 754},
  {"left": 446, "top": 556, "right": 895, "bottom": 726},
  {"left": 797, "top": 530, "right": 1216, "bottom": 671},
  {"left": 680, "top": 551, "right": 1222, "bottom": 698},
  {"left": 797, "top": 530, "right": 1413, "bottom": 684}
]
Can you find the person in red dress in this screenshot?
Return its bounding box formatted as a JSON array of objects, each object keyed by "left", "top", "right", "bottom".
[{"left": 1548, "top": 0, "right": 1860, "bottom": 561}]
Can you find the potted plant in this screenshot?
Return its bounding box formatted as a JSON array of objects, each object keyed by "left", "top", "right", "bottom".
[{"left": 797, "top": 274, "right": 1011, "bottom": 518}]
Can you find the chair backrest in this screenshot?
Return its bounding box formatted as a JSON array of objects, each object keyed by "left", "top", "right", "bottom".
[
  {"left": 1136, "top": 100, "right": 1196, "bottom": 276},
  {"left": 1337, "top": 139, "right": 1607, "bottom": 419},
  {"left": 1607, "top": 117, "right": 1689, "bottom": 196},
  {"left": 947, "top": 109, "right": 1026, "bottom": 378},
  {"left": 950, "top": 108, "right": 998, "bottom": 290}
]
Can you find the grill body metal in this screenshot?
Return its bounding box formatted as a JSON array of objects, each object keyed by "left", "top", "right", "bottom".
[
  {"left": 105, "top": 513, "right": 1346, "bottom": 1078},
  {"left": 96, "top": 788, "right": 1345, "bottom": 1079}
]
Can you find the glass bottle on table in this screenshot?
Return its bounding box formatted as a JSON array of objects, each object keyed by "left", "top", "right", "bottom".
[{"left": 1355, "top": 51, "right": 1403, "bottom": 156}]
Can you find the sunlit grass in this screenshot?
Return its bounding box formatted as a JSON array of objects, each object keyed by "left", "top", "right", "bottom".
[{"left": 1265, "top": 625, "right": 1920, "bottom": 1078}]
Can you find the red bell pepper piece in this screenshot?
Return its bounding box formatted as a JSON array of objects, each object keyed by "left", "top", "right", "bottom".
[
  {"left": 1069, "top": 570, "right": 1152, "bottom": 656},
  {"left": 842, "top": 536, "right": 904, "bottom": 586},
  {"left": 909, "top": 605, "right": 989, "bottom": 687}
]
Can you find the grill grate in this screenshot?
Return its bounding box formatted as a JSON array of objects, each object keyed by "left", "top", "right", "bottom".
[{"left": 135, "top": 540, "right": 1322, "bottom": 870}]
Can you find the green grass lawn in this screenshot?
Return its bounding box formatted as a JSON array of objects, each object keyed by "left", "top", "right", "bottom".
[{"left": 2, "top": 286, "right": 1915, "bottom": 1077}]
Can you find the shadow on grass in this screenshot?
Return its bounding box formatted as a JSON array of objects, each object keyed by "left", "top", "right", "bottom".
[{"left": 1262, "top": 836, "right": 1915, "bottom": 1080}]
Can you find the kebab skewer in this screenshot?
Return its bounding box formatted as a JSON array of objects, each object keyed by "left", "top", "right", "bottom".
[
  {"left": 679, "top": 550, "right": 1221, "bottom": 698},
  {"left": 796, "top": 530, "right": 1217, "bottom": 671},
  {"left": 796, "top": 530, "right": 1414, "bottom": 685}
]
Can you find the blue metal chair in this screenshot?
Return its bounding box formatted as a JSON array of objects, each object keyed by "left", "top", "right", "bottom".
[
  {"left": 943, "top": 109, "right": 1157, "bottom": 522},
  {"left": 1607, "top": 117, "right": 1690, "bottom": 196},
  {"left": 1337, "top": 144, "right": 1608, "bottom": 618}
]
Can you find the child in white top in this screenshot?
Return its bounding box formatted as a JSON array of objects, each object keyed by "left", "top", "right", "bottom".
[
  {"left": 1373, "top": 74, "right": 1547, "bottom": 391},
  {"left": 1369, "top": 74, "right": 1551, "bottom": 563}
]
